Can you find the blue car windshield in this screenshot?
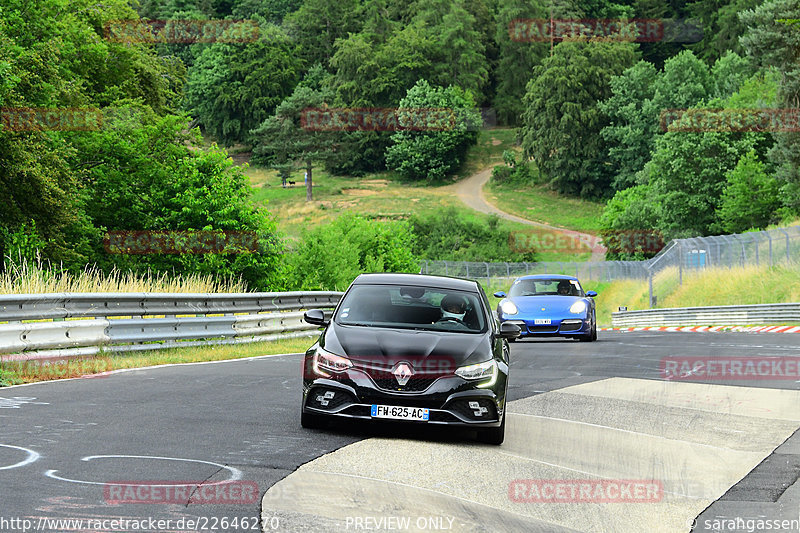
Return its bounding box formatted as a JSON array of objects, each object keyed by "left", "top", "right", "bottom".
[
  {"left": 508, "top": 279, "right": 584, "bottom": 297},
  {"left": 335, "top": 285, "right": 487, "bottom": 333}
]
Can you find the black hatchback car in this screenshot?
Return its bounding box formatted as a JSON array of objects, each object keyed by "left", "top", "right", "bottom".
[{"left": 301, "top": 273, "right": 520, "bottom": 444}]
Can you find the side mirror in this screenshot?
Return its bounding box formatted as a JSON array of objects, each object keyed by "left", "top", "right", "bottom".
[
  {"left": 586, "top": 291, "right": 597, "bottom": 297},
  {"left": 499, "top": 322, "right": 521, "bottom": 339},
  {"left": 304, "top": 309, "right": 329, "bottom": 327},
  {"left": 493, "top": 291, "right": 507, "bottom": 298}
]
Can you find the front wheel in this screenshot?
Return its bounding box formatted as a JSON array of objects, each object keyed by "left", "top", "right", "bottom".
[
  {"left": 477, "top": 413, "right": 505, "bottom": 445},
  {"left": 579, "top": 314, "right": 597, "bottom": 342}
]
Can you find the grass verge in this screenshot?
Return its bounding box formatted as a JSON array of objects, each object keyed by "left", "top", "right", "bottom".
[
  {"left": 0, "top": 336, "right": 316, "bottom": 386},
  {"left": 1, "top": 260, "right": 248, "bottom": 294},
  {"left": 485, "top": 180, "right": 606, "bottom": 235}
]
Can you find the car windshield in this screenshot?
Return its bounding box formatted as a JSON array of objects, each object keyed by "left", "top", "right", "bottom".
[
  {"left": 335, "top": 284, "right": 487, "bottom": 333},
  {"left": 508, "top": 278, "right": 584, "bottom": 297}
]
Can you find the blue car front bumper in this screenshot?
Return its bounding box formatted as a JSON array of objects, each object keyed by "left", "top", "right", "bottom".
[{"left": 499, "top": 316, "right": 589, "bottom": 337}]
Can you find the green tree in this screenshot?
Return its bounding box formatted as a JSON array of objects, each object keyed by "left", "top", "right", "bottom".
[
  {"left": 688, "top": 0, "right": 764, "bottom": 61},
  {"left": 284, "top": 0, "right": 361, "bottom": 67},
  {"left": 412, "top": 0, "right": 489, "bottom": 102},
  {"left": 520, "top": 39, "right": 637, "bottom": 198},
  {"left": 740, "top": 0, "right": 800, "bottom": 213},
  {"left": 250, "top": 85, "right": 338, "bottom": 201},
  {"left": 598, "top": 61, "right": 659, "bottom": 191},
  {"left": 715, "top": 151, "right": 782, "bottom": 233},
  {"left": 184, "top": 25, "right": 302, "bottom": 145},
  {"left": 385, "top": 80, "right": 481, "bottom": 182},
  {"left": 711, "top": 51, "right": 753, "bottom": 98},
  {"left": 493, "top": 0, "right": 549, "bottom": 125},
  {"left": 643, "top": 107, "right": 763, "bottom": 238}
]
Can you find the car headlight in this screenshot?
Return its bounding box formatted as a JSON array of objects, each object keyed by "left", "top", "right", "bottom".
[
  {"left": 500, "top": 300, "right": 518, "bottom": 315},
  {"left": 312, "top": 348, "right": 353, "bottom": 377},
  {"left": 569, "top": 301, "right": 587, "bottom": 314},
  {"left": 455, "top": 360, "right": 497, "bottom": 388}
]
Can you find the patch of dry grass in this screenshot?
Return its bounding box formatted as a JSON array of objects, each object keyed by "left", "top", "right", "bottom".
[{"left": 0, "top": 260, "right": 248, "bottom": 294}]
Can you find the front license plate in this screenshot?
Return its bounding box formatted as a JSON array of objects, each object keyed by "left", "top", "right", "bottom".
[
  {"left": 534, "top": 319, "right": 551, "bottom": 325},
  {"left": 371, "top": 405, "right": 429, "bottom": 421}
]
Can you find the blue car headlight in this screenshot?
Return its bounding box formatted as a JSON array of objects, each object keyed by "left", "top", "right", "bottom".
[
  {"left": 500, "top": 300, "right": 518, "bottom": 315},
  {"left": 569, "top": 301, "right": 587, "bottom": 314}
]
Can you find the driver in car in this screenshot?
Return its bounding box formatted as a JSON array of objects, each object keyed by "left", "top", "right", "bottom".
[
  {"left": 557, "top": 280, "right": 572, "bottom": 296},
  {"left": 440, "top": 294, "right": 468, "bottom": 322}
]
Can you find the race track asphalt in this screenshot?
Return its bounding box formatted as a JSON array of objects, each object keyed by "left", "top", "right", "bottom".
[{"left": 1, "top": 331, "right": 798, "bottom": 532}]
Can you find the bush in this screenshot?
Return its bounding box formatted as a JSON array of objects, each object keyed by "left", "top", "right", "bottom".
[
  {"left": 284, "top": 215, "right": 418, "bottom": 291},
  {"left": 410, "top": 207, "right": 536, "bottom": 262}
]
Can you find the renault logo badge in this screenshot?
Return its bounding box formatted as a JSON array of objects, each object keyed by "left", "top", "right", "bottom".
[{"left": 392, "top": 362, "right": 414, "bottom": 386}]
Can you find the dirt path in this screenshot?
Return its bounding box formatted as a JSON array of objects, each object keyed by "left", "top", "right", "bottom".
[{"left": 450, "top": 167, "right": 607, "bottom": 262}]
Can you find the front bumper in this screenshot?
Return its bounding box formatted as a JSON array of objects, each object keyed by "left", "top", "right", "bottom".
[
  {"left": 500, "top": 317, "right": 588, "bottom": 337},
  {"left": 302, "top": 367, "right": 507, "bottom": 428}
]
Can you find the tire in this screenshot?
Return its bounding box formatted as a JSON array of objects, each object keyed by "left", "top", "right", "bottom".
[
  {"left": 301, "top": 409, "right": 325, "bottom": 429},
  {"left": 478, "top": 412, "right": 505, "bottom": 445},
  {"left": 579, "top": 313, "right": 597, "bottom": 342}
]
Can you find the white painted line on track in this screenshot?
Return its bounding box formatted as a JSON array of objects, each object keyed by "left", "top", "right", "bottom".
[
  {"left": 45, "top": 454, "right": 242, "bottom": 485},
  {"left": 0, "top": 444, "right": 40, "bottom": 470}
]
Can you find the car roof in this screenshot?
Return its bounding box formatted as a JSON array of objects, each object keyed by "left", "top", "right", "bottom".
[
  {"left": 352, "top": 273, "right": 481, "bottom": 292},
  {"left": 515, "top": 274, "right": 579, "bottom": 281}
]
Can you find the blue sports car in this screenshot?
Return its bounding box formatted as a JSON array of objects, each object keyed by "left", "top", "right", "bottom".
[{"left": 494, "top": 275, "right": 598, "bottom": 342}]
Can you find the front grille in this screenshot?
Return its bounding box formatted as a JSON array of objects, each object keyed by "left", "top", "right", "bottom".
[
  {"left": 560, "top": 320, "right": 583, "bottom": 332},
  {"left": 448, "top": 399, "right": 498, "bottom": 421},
  {"left": 353, "top": 360, "right": 450, "bottom": 393},
  {"left": 370, "top": 376, "right": 439, "bottom": 392},
  {"left": 306, "top": 388, "right": 354, "bottom": 410},
  {"left": 528, "top": 325, "right": 559, "bottom": 333}
]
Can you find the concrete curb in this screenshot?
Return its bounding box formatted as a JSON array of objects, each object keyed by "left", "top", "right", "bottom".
[{"left": 600, "top": 325, "right": 800, "bottom": 333}]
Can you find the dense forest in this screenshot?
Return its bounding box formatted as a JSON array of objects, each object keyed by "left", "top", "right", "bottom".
[{"left": 1, "top": 0, "right": 798, "bottom": 287}]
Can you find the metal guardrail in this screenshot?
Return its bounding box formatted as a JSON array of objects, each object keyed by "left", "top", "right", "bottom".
[
  {"left": 0, "top": 292, "right": 342, "bottom": 361},
  {"left": 612, "top": 303, "right": 800, "bottom": 327}
]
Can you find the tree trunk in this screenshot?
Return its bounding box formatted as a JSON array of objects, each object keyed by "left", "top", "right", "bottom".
[{"left": 306, "top": 160, "right": 313, "bottom": 202}]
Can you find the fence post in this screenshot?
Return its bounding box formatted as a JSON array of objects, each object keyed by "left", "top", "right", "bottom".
[
  {"left": 752, "top": 233, "right": 759, "bottom": 266},
  {"left": 485, "top": 262, "right": 490, "bottom": 287},
  {"left": 779, "top": 228, "right": 791, "bottom": 263},
  {"left": 769, "top": 232, "right": 773, "bottom": 265},
  {"left": 678, "top": 243, "right": 682, "bottom": 285},
  {"left": 648, "top": 268, "right": 655, "bottom": 308}
]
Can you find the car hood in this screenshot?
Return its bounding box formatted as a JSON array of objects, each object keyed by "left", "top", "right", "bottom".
[
  {"left": 322, "top": 323, "right": 491, "bottom": 367},
  {"left": 508, "top": 295, "right": 584, "bottom": 315}
]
